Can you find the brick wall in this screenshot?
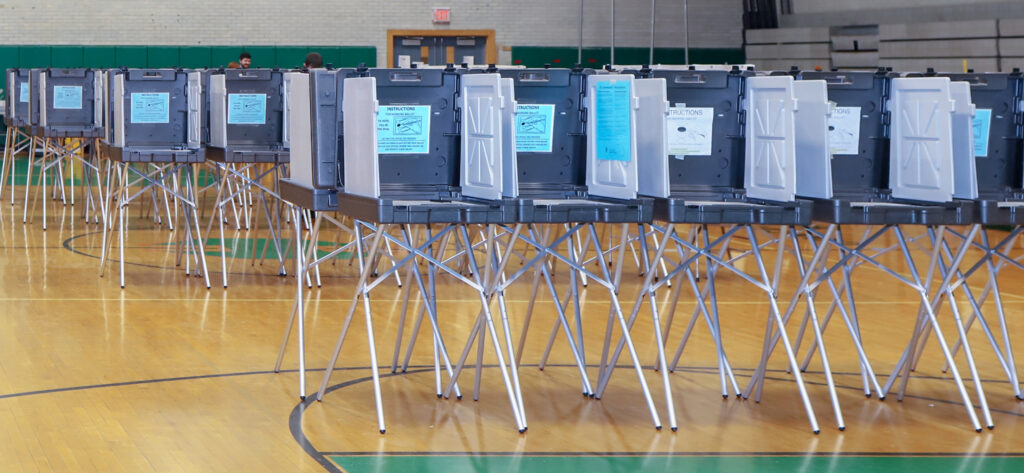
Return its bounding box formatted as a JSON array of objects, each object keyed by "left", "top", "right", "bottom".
[{"left": 0, "top": 0, "right": 743, "bottom": 66}]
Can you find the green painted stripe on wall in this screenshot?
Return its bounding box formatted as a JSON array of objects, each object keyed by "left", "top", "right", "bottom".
[
  {"left": 329, "top": 454, "right": 1024, "bottom": 473},
  {"left": 511, "top": 46, "right": 745, "bottom": 68},
  {"left": 0, "top": 44, "right": 377, "bottom": 93}
]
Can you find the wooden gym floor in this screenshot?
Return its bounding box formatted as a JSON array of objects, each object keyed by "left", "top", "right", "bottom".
[{"left": 1, "top": 176, "right": 1024, "bottom": 472}]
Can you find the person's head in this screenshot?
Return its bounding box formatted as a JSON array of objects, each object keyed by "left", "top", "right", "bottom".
[
  {"left": 228, "top": 61, "right": 240, "bottom": 69},
  {"left": 304, "top": 52, "right": 323, "bottom": 69},
  {"left": 239, "top": 52, "right": 252, "bottom": 69}
]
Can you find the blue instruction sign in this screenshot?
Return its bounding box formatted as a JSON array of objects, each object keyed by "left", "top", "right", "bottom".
[
  {"left": 130, "top": 92, "right": 170, "bottom": 124},
  {"left": 377, "top": 105, "right": 431, "bottom": 154},
  {"left": 227, "top": 93, "right": 267, "bottom": 125},
  {"left": 515, "top": 104, "right": 555, "bottom": 153},
  {"left": 19, "top": 82, "right": 29, "bottom": 103},
  {"left": 973, "top": 108, "right": 991, "bottom": 158},
  {"left": 594, "top": 81, "right": 632, "bottom": 161},
  {"left": 52, "top": 85, "right": 82, "bottom": 109}
]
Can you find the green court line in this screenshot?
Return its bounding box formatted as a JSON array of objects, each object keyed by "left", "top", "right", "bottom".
[
  {"left": 158, "top": 237, "right": 357, "bottom": 260},
  {"left": 328, "top": 454, "right": 1024, "bottom": 473},
  {"left": 5, "top": 156, "right": 218, "bottom": 187}
]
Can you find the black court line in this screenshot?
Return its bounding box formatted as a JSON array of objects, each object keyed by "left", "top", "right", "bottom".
[
  {"left": 0, "top": 355, "right": 1020, "bottom": 471},
  {"left": 63, "top": 230, "right": 362, "bottom": 281},
  {"left": 294, "top": 366, "right": 1024, "bottom": 473}
]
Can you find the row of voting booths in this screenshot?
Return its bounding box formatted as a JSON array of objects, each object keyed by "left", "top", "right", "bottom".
[
  {"left": 4, "top": 66, "right": 291, "bottom": 288},
  {"left": 4, "top": 62, "right": 1024, "bottom": 435},
  {"left": 275, "top": 63, "right": 1024, "bottom": 435}
]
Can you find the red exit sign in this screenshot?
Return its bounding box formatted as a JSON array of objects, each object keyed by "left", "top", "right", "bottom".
[{"left": 433, "top": 7, "right": 451, "bottom": 24}]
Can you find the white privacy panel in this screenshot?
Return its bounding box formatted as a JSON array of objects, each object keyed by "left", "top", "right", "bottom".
[
  {"left": 635, "top": 78, "right": 670, "bottom": 198},
  {"left": 285, "top": 72, "right": 314, "bottom": 189},
  {"left": 209, "top": 74, "right": 227, "bottom": 148},
  {"left": 342, "top": 77, "right": 380, "bottom": 199},
  {"left": 586, "top": 74, "right": 639, "bottom": 200},
  {"left": 888, "top": 77, "right": 955, "bottom": 203},
  {"left": 460, "top": 73, "right": 504, "bottom": 201},
  {"left": 793, "top": 80, "right": 833, "bottom": 199},
  {"left": 112, "top": 74, "right": 126, "bottom": 147},
  {"left": 744, "top": 75, "right": 797, "bottom": 202},
  {"left": 500, "top": 78, "right": 519, "bottom": 198},
  {"left": 949, "top": 81, "right": 978, "bottom": 199},
  {"left": 187, "top": 71, "right": 202, "bottom": 149}
]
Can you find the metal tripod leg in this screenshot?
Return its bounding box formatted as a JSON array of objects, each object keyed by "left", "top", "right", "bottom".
[
  {"left": 584, "top": 223, "right": 662, "bottom": 429},
  {"left": 882, "top": 225, "right": 985, "bottom": 431},
  {"left": 315, "top": 222, "right": 388, "bottom": 433}
]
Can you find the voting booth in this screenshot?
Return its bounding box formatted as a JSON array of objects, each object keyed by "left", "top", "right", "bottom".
[
  {"left": 5, "top": 68, "right": 37, "bottom": 128},
  {"left": 339, "top": 66, "right": 515, "bottom": 224},
  {"left": 774, "top": 67, "right": 992, "bottom": 432},
  {"left": 631, "top": 65, "right": 811, "bottom": 224},
  {"left": 30, "top": 68, "right": 104, "bottom": 138},
  {"left": 934, "top": 71, "right": 1024, "bottom": 224},
  {"left": 207, "top": 68, "right": 288, "bottom": 163},
  {"left": 501, "top": 67, "right": 651, "bottom": 223},
  {"left": 98, "top": 68, "right": 210, "bottom": 288},
  {"left": 280, "top": 68, "right": 360, "bottom": 211},
  {"left": 789, "top": 68, "right": 973, "bottom": 224},
  {"left": 103, "top": 68, "right": 204, "bottom": 162}
]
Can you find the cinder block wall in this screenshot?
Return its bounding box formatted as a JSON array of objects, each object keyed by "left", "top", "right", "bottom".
[{"left": 0, "top": 0, "right": 743, "bottom": 66}]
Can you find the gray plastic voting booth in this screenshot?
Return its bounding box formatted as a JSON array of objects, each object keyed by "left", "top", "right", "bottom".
[
  {"left": 103, "top": 69, "right": 204, "bottom": 162},
  {"left": 31, "top": 68, "right": 104, "bottom": 138},
  {"left": 338, "top": 67, "right": 515, "bottom": 224},
  {"left": 628, "top": 66, "right": 812, "bottom": 224},
  {"left": 501, "top": 67, "right": 652, "bottom": 223},
  {"left": 5, "top": 68, "right": 37, "bottom": 128},
  {"left": 98, "top": 68, "right": 210, "bottom": 289},
  {"left": 932, "top": 70, "right": 1024, "bottom": 225},
  {"left": 771, "top": 68, "right": 993, "bottom": 433},
  {"left": 1, "top": 69, "right": 40, "bottom": 207},
  {"left": 607, "top": 66, "right": 825, "bottom": 433},
  {"left": 279, "top": 68, "right": 359, "bottom": 211},
  {"left": 20, "top": 68, "right": 107, "bottom": 230},
  {"left": 487, "top": 68, "right": 664, "bottom": 432},
  {"left": 312, "top": 68, "right": 530, "bottom": 436},
  {"left": 204, "top": 68, "right": 293, "bottom": 286},
  {"left": 207, "top": 68, "right": 288, "bottom": 163},
  {"left": 911, "top": 70, "right": 1024, "bottom": 402},
  {"left": 786, "top": 69, "right": 974, "bottom": 224}
]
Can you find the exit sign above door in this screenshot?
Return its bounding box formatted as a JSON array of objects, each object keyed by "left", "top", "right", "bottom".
[{"left": 433, "top": 7, "right": 451, "bottom": 24}]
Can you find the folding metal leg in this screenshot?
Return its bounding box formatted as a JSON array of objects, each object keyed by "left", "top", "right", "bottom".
[
  {"left": 621, "top": 223, "right": 679, "bottom": 430},
  {"left": 791, "top": 228, "right": 882, "bottom": 400},
  {"left": 882, "top": 225, "right": 987, "bottom": 431},
  {"left": 398, "top": 226, "right": 463, "bottom": 401},
  {"left": 316, "top": 222, "right": 388, "bottom": 432},
  {"left": 439, "top": 224, "right": 527, "bottom": 431},
  {"left": 918, "top": 227, "right": 1022, "bottom": 399}
]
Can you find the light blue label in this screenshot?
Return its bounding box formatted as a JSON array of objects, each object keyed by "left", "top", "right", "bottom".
[
  {"left": 377, "top": 105, "right": 431, "bottom": 154},
  {"left": 515, "top": 103, "right": 555, "bottom": 153},
  {"left": 130, "top": 92, "right": 170, "bottom": 124},
  {"left": 594, "top": 81, "right": 631, "bottom": 161},
  {"left": 52, "top": 85, "right": 83, "bottom": 109},
  {"left": 18, "top": 82, "right": 29, "bottom": 103},
  {"left": 973, "top": 108, "right": 991, "bottom": 158},
  {"left": 227, "top": 93, "right": 267, "bottom": 125}
]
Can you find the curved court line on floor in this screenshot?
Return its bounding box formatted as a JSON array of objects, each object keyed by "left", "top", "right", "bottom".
[
  {"left": 293, "top": 367, "right": 1024, "bottom": 473},
  {"left": 62, "top": 230, "right": 361, "bottom": 281}
]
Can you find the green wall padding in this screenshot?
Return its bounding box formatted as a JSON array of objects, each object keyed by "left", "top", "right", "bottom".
[
  {"left": 511, "top": 46, "right": 745, "bottom": 68},
  {"left": 51, "top": 46, "right": 84, "bottom": 68},
  {"left": 0, "top": 44, "right": 377, "bottom": 96}
]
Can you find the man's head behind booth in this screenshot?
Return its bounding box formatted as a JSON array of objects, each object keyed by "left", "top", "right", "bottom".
[{"left": 304, "top": 53, "right": 323, "bottom": 69}]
